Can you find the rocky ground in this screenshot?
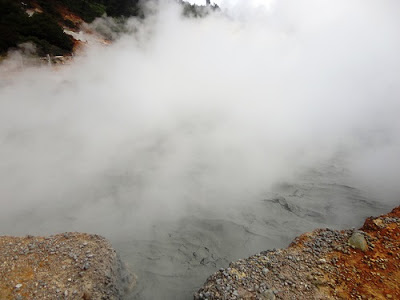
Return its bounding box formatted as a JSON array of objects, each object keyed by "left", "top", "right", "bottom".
[
  {"left": 195, "top": 207, "right": 400, "bottom": 299},
  {"left": 0, "top": 232, "right": 135, "bottom": 300}
]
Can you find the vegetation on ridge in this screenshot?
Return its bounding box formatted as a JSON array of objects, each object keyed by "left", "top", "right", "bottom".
[
  {"left": 0, "top": 0, "right": 142, "bottom": 56},
  {"left": 0, "top": 0, "right": 74, "bottom": 55},
  {"left": 0, "top": 0, "right": 218, "bottom": 56}
]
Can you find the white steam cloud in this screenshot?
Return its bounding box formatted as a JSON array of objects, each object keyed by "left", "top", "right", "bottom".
[{"left": 0, "top": 0, "right": 400, "bottom": 238}]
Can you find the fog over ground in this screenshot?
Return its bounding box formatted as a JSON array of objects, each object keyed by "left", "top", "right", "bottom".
[{"left": 0, "top": 0, "right": 400, "bottom": 297}]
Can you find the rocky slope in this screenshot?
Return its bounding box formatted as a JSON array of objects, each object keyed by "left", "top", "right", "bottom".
[
  {"left": 195, "top": 207, "right": 400, "bottom": 299},
  {"left": 0, "top": 232, "right": 135, "bottom": 300}
]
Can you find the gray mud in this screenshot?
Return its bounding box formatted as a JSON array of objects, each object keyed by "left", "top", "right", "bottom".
[
  {"left": 0, "top": 160, "right": 392, "bottom": 300},
  {"left": 118, "top": 162, "right": 389, "bottom": 299}
]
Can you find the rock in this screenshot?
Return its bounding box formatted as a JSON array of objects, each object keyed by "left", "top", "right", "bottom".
[
  {"left": 81, "top": 262, "right": 90, "bottom": 270},
  {"left": 261, "top": 289, "right": 276, "bottom": 300},
  {"left": 0, "top": 233, "right": 136, "bottom": 300},
  {"left": 318, "top": 258, "right": 327, "bottom": 264},
  {"left": 348, "top": 232, "right": 368, "bottom": 252}
]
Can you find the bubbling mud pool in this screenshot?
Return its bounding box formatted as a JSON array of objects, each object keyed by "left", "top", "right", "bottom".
[
  {"left": 116, "top": 163, "right": 390, "bottom": 299},
  {"left": 0, "top": 154, "right": 394, "bottom": 299}
]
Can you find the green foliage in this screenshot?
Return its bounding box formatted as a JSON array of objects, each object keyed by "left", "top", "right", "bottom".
[
  {"left": 24, "top": 13, "right": 73, "bottom": 51},
  {"left": 57, "top": 0, "right": 106, "bottom": 22},
  {"left": 0, "top": 0, "right": 142, "bottom": 55},
  {"left": 33, "top": 0, "right": 141, "bottom": 22},
  {"left": 35, "top": 0, "right": 60, "bottom": 17},
  {"left": 182, "top": 3, "right": 208, "bottom": 18},
  {"left": 101, "top": 0, "right": 141, "bottom": 18},
  {"left": 0, "top": 0, "right": 73, "bottom": 55},
  {"left": 63, "top": 19, "right": 78, "bottom": 29},
  {"left": 0, "top": 24, "right": 18, "bottom": 51},
  {"left": 180, "top": 1, "right": 220, "bottom": 18}
]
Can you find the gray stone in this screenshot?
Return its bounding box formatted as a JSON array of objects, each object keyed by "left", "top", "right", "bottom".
[
  {"left": 261, "top": 289, "right": 276, "bottom": 300},
  {"left": 348, "top": 232, "right": 368, "bottom": 252}
]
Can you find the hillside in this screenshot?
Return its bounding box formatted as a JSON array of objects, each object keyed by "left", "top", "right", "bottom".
[
  {"left": 0, "top": 0, "right": 143, "bottom": 56},
  {"left": 0, "top": 0, "right": 218, "bottom": 56}
]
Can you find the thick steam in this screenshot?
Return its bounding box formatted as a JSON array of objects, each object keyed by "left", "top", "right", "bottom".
[{"left": 0, "top": 0, "right": 399, "bottom": 236}]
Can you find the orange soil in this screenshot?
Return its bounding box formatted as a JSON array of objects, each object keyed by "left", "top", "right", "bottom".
[{"left": 327, "top": 207, "right": 400, "bottom": 299}]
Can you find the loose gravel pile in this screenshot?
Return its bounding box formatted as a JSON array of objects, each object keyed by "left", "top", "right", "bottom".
[
  {"left": 195, "top": 207, "right": 400, "bottom": 299},
  {"left": 0, "top": 232, "right": 135, "bottom": 299}
]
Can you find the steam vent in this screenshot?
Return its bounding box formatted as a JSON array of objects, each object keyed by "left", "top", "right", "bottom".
[
  {"left": 0, "top": 233, "right": 135, "bottom": 299},
  {"left": 195, "top": 207, "right": 400, "bottom": 299}
]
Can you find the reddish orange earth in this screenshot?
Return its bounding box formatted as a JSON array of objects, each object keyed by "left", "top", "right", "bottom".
[{"left": 326, "top": 207, "right": 400, "bottom": 300}]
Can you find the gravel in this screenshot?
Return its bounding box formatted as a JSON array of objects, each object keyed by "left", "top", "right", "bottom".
[
  {"left": 0, "top": 232, "right": 136, "bottom": 299},
  {"left": 195, "top": 207, "right": 400, "bottom": 299}
]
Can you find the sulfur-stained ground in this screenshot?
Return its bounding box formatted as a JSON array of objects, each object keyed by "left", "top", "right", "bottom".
[{"left": 195, "top": 207, "right": 400, "bottom": 299}]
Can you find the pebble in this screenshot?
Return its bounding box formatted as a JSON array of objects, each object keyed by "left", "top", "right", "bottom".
[
  {"left": 82, "top": 262, "right": 90, "bottom": 270},
  {"left": 318, "top": 258, "right": 327, "bottom": 264}
]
